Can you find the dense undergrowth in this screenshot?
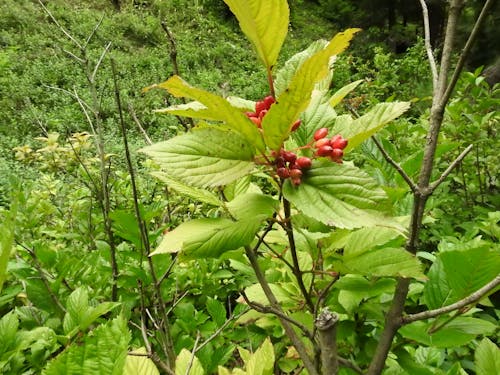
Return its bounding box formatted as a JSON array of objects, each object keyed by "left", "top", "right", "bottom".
[{"left": 0, "top": 0, "right": 499, "bottom": 374}]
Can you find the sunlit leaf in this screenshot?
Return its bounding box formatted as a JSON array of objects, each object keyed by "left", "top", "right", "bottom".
[
  {"left": 226, "top": 192, "right": 278, "bottom": 220},
  {"left": 175, "top": 349, "right": 205, "bottom": 375},
  {"left": 475, "top": 338, "right": 500, "bottom": 375},
  {"left": 124, "top": 348, "right": 159, "bottom": 375},
  {"left": 329, "top": 80, "right": 364, "bottom": 107}
]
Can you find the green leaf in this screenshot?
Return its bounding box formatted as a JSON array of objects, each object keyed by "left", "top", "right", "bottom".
[
  {"left": 475, "top": 338, "right": 500, "bottom": 375},
  {"left": 274, "top": 40, "right": 328, "bottom": 97},
  {"left": 329, "top": 80, "right": 364, "bottom": 108},
  {"left": 140, "top": 127, "right": 255, "bottom": 188},
  {"left": 206, "top": 298, "right": 227, "bottom": 328},
  {"left": 223, "top": 0, "right": 289, "bottom": 71},
  {"left": 0, "top": 311, "right": 18, "bottom": 354},
  {"left": 341, "top": 247, "right": 423, "bottom": 278},
  {"left": 424, "top": 241, "right": 500, "bottom": 309},
  {"left": 151, "top": 172, "right": 222, "bottom": 207},
  {"left": 394, "top": 348, "right": 436, "bottom": 375},
  {"left": 147, "top": 76, "right": 263, "bottom": 149},
  {"left": 342, "top": 226, "right": 405, "bottom": 258},
  {"left": 124, "top": 348, "right": 159, "bottom": 375},
  {"left": 44, "top": 316, "right": 130, "bottom": 375},
  {"left": 246, "top": 338, "right": 274, "bottom": 375},
  {"left": 244, "top": 283, "right": 293, "bottom": 306},
  {"left": 63, "top": 288, "right": 89, "bottom": 334},
  {"left": 332, "top": 102, "right": 411, "bottom": 151},
  {"left": 152, "top": 217, "right": 263, "bottom": 258},
  {"left": 399, "top": 318, "right": 497, "bottom": 348},
  {"left": 0, "top": 203, "right": 17, "bottom": 293},
  {"left": 262, "top": 29, "right": 360, "bottom": 150},
  {"left": 282, "top": 160, "right": 391, "bottom": 229},
  {"left": 226, "top": 192, "right": 278, "bottom": 220},
  {"left": 175, "top": 349, "right": 205, "bottom": 375}
]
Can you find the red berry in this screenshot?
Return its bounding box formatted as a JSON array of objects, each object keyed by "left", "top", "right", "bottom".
[
  {"left": 331, "top": 148, "right": 344, "bottom": 159},
  {"left": 289, "top": 168, "right": 303, "bottom": 179},
  {"left": 315, "top": 138, "right": 330, "bottom": 149},
  {"left": 255, "top": 100, "right": 267, "bottom": 115},
  {"left": 275, "top": 156, "right": 286, "bottom": 168},
  {"left": 245, "top": 112, "right": 257, "bottom": 118},
  {"left": 296, "top": 156, "right": 312, "bottom": 169},
  {"left": 331, "top": 135, "right": 348, "bottom": 150},
  {"left": 277, "top": 167, "right": 290, "bottom": 179},
  {"left": 281, "top": 150, "right": 297, "bottom": 164},
  {"left": 258, "top": 109, "right": 268, "bottom": 119},
  {"left": 291, "top": 177, "right": 302, "bottom": 186},
  {"left": 291, "top": 119, "right": 301, "bottom": 131},
  {"left": 316, "top": 145, "right": 334, "bottom": 157},
  {"left": 314, "top": 128, "right": 329, "bottom": 141},
  {"left": 249, "top": 117, "right": 262, "bottom": 128},
  {"left": 263, "top": 95, "right": 275, "bottom": 109}
]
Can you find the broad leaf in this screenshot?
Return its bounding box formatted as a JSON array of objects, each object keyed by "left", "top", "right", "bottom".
[
  {"left": 329, "top": 80, "right": 364, "bottom": 107},
  {"left": 151, "top": 172, "right": 222, "bottom": 207},
  {"left": 246, "top": 338, "right": 274, "bottom": 375},
  {"left": 175, "top": 349, "right": 205, "bottom": 375},
  {"left": 146, "top": 76, "right": 263, "bottom": 149},
  {"left": 223, "top": 0, "right": 289, "bottom": 71},
  {"left": 332, "top": 102, "right": 411, "bottom": 151},
  {"left": 124, "top": 348, "right": 159, "bottom": 375},
  {"left": 140, "top": 127, "right": 255, "bottom": 188},
  {"left": 262, "top": 29, "right": 360, "bottom": 150},
  {"left": 424, "top": 240, "right": 500, "bottom": 309},
  {"left": 399, "top": 318, "right": 497, "bottom": 348},
  {"left": 226, "top": 192, "right": 278, "bottom": 220},
  {"left": 152, "top": 218, "right": 263, "bottom": 258},
  {"left": 282, "top": 160, "right": 390, "bottom": 229},
  {"left": 206, "top": 298, "right": 227, "bottom": 327},
  {"left": 475, "top": 338, "right": 500, "bottom": 375},
  {"left": 342, "top": 226, "right": 405, "bottom": 258}
]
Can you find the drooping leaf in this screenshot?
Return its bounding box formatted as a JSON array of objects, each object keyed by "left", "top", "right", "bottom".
[
  {"left": 146, "top": 76, "right": 263, "bottom": 149},
  {"left": 282, "top": 160, "right": 391, "bottom": 229},
  {"left": 332, "top": 102, "right": 411, "bottom": 151},
  {"left": 475, "top": 338, "right": 500, "bottom": 375},
  {"left": 399, "top": 318, "right": 497, "bottom": 348},
  {"left": 152, "top": 217, "right": 263, "bottom": 258},
  {"left": 262, "top": 29, "right": 360, "bottom": 150},
  {"left": 223, "top": 0, "right": 289, "bottom": 72},
  {"left": 175, "top": 349, "right": 205, "bottom": 375},
  {"left": 151, "top": 172, "right": 222, "bottom": 207},
  {"left": 424, "top": 240, "right": 500, "bottom": 309},
  {"left": 140, "top": 127, "right": 256, "bottom": 188},
  {"left": 226, "top": 192, "right": 278, "bottom": 220},
  {"left": 124, "top": 348, "right": 159, "bottom": 375},
  {"left": 329, "top": 80, "right": 364, "bottom": 108}
]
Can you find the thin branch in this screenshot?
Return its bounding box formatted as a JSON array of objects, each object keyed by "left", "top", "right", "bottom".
[
  {"left": 428, "top": 144, "right": 473, "bottom": 194},
  {"left": 128, "top": 103, "right": 153, "bottom": 145},
  {"left": 185, "top": 333, "right": 201, "bottom": 375},
  {"left": 371, "top": 136, "right": 418, "bottom": 192},
  {"left": 418, "top": 0, "right": 438, "bottom": 91},
  {"left": 402, "top": 275, "right": 500, "bottom": 324},
  {"left": 440, "top": 0, "right": 496, "bottom": 108},
  {"left": 242, "top": 293, "right": 314, "bottom": 341},
  {"left": 91, "top": 42, "right": 112, "bottom": 83},
  {"left": 38, "top": 0, "right": 82, "bottom": 49},
  {"left": 338, "top": 357, "right": 363, "bottom": 375},
  {"left": 84, "top": 14, "right": 105, "bottom": 49}
]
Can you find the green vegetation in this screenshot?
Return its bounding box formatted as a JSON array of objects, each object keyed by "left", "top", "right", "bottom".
[{"left": 0, "top": 0, "right": 498, "bottom": 374}]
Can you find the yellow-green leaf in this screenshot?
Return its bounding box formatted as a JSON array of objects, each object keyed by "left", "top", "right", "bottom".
[{"left": 223, "top": 0, "right": 289, "bottom": 71}]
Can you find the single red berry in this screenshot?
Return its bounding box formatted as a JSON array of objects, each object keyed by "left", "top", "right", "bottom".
[
  {"left": 289, "top": 168, "right": 303, "bottom": 179},
  {"left": 255, "top": 100, "right": 267, "bottom": 115},
  {"left": 331, "top": 135, "right": 348, "bottom": 150},
  {"left": 314, "top": 127, "right": 329, "bottom": 141},
  {"left": 263, "top": 95, "right": 275, "bottom": 109},
  {"left": 275, "top": 156, "right": 286, "bottom": 168},
  {"left": 296, "top": 156, "right": 312, "bottom": 169},
  {"left": 331, "top": 148, "right": 344, "bottom": 159},
  {"left": 291, "top": 119, "right": 301, "bottom": 131},
  {"left": 291, "top": 177, "right": 302, "bottom": 186},
  {"left": 316, "top": 145, "right": 334, "bottom": 157},
  {"left": 315, "top": 138, "right": 330, "bottom": 149},
  {"left": 249, "top": 117, "right": 262, "bottom": 128},
  {"left": 277, "top": 167, "right": 290, "bottom": 179},
  {"left": 245, "top": 112, "right": 257, "bottom": 118},
  {"left": 281, "top": 151, "right": 297, "bottom": 164},
  {"left": 258, "top": 109, "right": 268, "bottom": 119}
]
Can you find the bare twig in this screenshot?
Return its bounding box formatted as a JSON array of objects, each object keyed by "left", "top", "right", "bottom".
[
  {"left": 402, "top": 275, "right": 500, "bottom": 324},
  {"left": 428, "top": 144, "right": 474, "bottom": 194},
  {"left": 128, "top": 103, "right": 153, "bottom": 145},
  {"left": 84, "top": 14, "right": 104, "bottom": 49},
  {"left": 91, "top": 42, "right": 112, "bottom": 83},
  {"left": 418, "top": 0, "right": 438, "bottom": 91},
  {"left": 38, "top": 0, "right": 82, "bottom": 49},
  {"left": 185, "top": 333, "right": 201, "bottom": 375}
]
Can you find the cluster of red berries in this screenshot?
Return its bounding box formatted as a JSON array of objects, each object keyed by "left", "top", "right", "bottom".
[
  {"left": 245, "top": 95, "right": 301, "bottom": 131},
  {"left": 313, "top": 128, "right": 348, "bottom": 163},
  {"left": 274, "top": 149, "right": 312, "bottom": 186}
]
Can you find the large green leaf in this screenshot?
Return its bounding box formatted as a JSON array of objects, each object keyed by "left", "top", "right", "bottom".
[
  {"left": 399, "top": 318, "right": 497, "bottom": 348},
  {"left": 262, "top": 29, "right": 360, "bottom": 151},
  {"left": 342, "top": 226, "right": 405, "bottom": 258},
  {"left": 124, "top": 348, "right": 159, "bottom": 375},
  {"left": 140, "top": 127, "right": 255, "bottom": 188},
  {"left": 282, "top": 160, "right": 391, "bottom": 229},
  {"left": 223, "top": 0, "right": 289, "bottom": 71},
  {"left": 475, "top": 338, "right": 500, "bottom": 375},
  {"left": 151, "top": 217, "right": 263, "bottom": 258},
  {"left": 226, "top": 192, "right": 278, "bottom": 220},
  {"left": 423, "top": 240, "right": 500, "bottom": 309},
  {"left": 331, "top": 102, "right": 411, "bottom": 151},
  {"left": 147, "top": 76, "right": 263, "bottom": 149},
  {"left": 175, "top": 349, "right": 205, "bottom": 375}
]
